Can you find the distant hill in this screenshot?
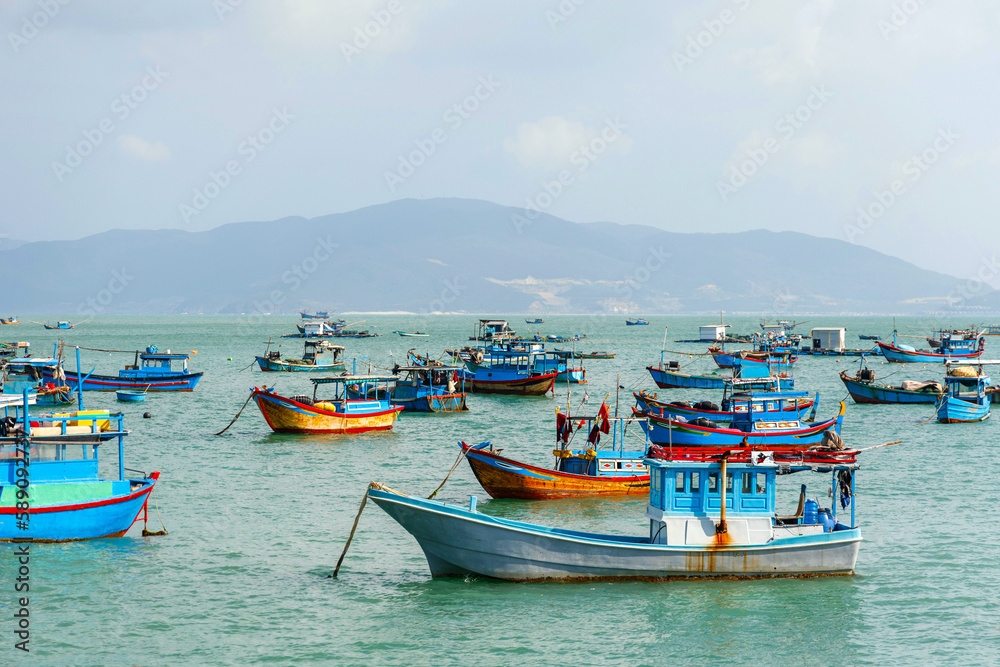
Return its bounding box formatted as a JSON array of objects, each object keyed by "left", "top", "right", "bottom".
[{"left": 0, "top": 198, "right": 994, "bottom": 315}]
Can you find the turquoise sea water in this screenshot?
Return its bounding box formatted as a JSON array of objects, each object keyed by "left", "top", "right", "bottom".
[{"left": 2, "top": 315, "right": 999, "bottom": 665}]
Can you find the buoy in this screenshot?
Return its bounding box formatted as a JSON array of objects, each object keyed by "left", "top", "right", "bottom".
[
  {"left": 143, "top": 412, "right": 152, "bottom": 419},
  {"left": 227, "top": 357, "right": 233, "bottom": 361}
]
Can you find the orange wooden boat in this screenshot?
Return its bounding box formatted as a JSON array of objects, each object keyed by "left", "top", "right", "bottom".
[
  {"left": 460, "top": 412, "right": 650, "bottom": 499},
  {"left": 251, "top": 376, "right": 402, "bottom": 434}
]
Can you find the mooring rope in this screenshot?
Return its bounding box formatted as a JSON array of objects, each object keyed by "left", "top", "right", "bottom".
[
  {"left": 142, "top": 486, "right": 168, "bottom": 537},
  {"left": 331, "top": 482, "right": 379, "bottom": 578},
  {"left": 215, "top": 391, "right": 255, "bottom": 435},
  {"left": 915, "top": 396, "right": 945, "bottom": 426},
  {"left": 428, "top": 448, "right": 467, "bottom": 500}
]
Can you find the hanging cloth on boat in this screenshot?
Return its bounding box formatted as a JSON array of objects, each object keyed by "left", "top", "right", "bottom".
[
  {"left": 597, "top": 401, "right": 610, "bottom": 434},
  {"left": 587, "top": 423, "right": 601, "bottom": 446},
  {"left": 556, "top": 412, "right": 571, "bottom": 443},
  {"left": 837, "top": 469, "right": 852, "bottom": 509}
]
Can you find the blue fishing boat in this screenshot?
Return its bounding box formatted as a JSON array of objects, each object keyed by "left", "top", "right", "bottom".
[
  {"left": 42, "top": 320, "right": 74, "bottom": 330},
  {"left": 636, "top": 395, "right": 843, "bottom": 449},
  {"left": 0, "top": 392, "right": 161, "bottom": 541},
  {"left": 839, "top": 357, "right": 943, "bottom": 404},
  {"left": 647, "top": 355, "right": 794, "bottom": 390},
  {"left": 393, "top": 331, "right": 429, "bottom": 338},
  {"left": 44, "top": 346, "right": 202, "bottom": 392},
  {"left": 465, "top": 343, "right": 584, "bottom": 385},
  {"left": 525, "top": 318, "right": 543, "bottom": 324},
  {"left": 469, "top": 319, "right": 517, "bottom": 343},
  {"left": 711, "top": 346, "right": 796, "bottom": 371},
  {"left": 256, "top": 339, "right": 345, "bottom": 372},
  {"left": 625, "top": 318, "right": 649, "bottom": 326},
  {"left": 366, "top": 444, "right": 863, "bottom": 580},
  {"left": 878, "top": 330, "right": 983, "bottom": 363},
  {"left": 300, "top": 310, "right": 330, "bottom": 320},
  {"left": 858, "top": 334, "right": 881, "bottom": 341},
  {"left": 390, "top": 365, "right": 468, "bottom": 412},
  {"left": 634, "top": 388, "right": 816, "bottom": 423},
  {"left": 458, "top": 345, "right": 558, "bottom": 395},
  {"left": 2, "top": 354, "right": 74, "bottom": 405},
  {"left": 937, "top": 362, "right": 994, "bottom": 423}
]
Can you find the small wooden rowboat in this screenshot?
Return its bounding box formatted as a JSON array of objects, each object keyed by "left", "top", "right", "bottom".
[{"left": 251, "top": 376, "right": 402, "bottom": 434}]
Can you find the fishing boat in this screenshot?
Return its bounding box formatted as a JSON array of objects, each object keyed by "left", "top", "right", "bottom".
[
  {"left": 937, "top": 361, "right": 995, "bottom": 423},
  {"left": 839, "top": 358, "right": 943, "bottom": 404},
  {"left": 525, "top": 318, "right": 543, "bottom": 324},
  {"left": 647, "top": 357, "right": 794, "bottom": 390},
  {"left": 300, "top": 310, "right": 330, "bottom": 320},
  {"left": 2, "top": 355, "right": 74, "bottom": 405},
  {"left": 634, "top": 388, "right": 815, "bottom": 423},
  {"left": 255, "top": 339, "right": 346, "bottom": 372},
  {"left": 625, "top": 318, "right": 649, "bottom": 326},
  {"left": 555, "top": 349, "right": 615, "bottom": 360},
  {"left": 251, "top": 376, "right": 403, "bottom": 434},
  {"left": 877, "top": 330, "right": 983, "bottom": 363},
  {"left": 858, "top": 334, "right": 881, "bottom": 341},
  {"left": 469, "top": 319, "right": 517, "bottom": 343},
  {"left": 294, "top": 321, "right": 345, "bottom": 337},
  {"left": 461, "top": 413, "right": 649, "bottom": 499},
  {"left": 460, "top": 344, "right": 561, "bottom": 395},
  {"left": 390, "top": 365, "right": 467, "bottom": 412},
  {"left": 636, "top": 396, "right": 844, "bottom": 449},
  {"left": 0, "top": 317, "right": 18, "bottom": 325},
  {"left": 469, "top": 343, "right": 585, "bottom": 384},
  {"left": 45, "top": 346, "right": 203, "bottom": 392},
  {"left": 366, "top": 443, "right": 863, "bottom": 581},
  {"left": 710, "top": 346, "right": 796, "bottom": 371},
  {"left": 0, "top": 393, "right": 161, "bottom": 541},
  {"left": 393, "top": 331, "right": 429, "bottom": 338},
  {"left": 43, "top": 321, "right": 73, "bottom": 330}
]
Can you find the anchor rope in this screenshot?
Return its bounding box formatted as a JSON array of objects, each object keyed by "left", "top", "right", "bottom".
[
  {"left": 215, "top": 391, "right": 255, "bottom": 435},
  {"left": 428, "top": 448, "right": 467, "bottom": 500},
  {"left": 331, "top": 482, "right": 378, "bottom": 578}
]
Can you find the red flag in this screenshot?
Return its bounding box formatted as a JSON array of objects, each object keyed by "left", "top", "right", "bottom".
[{"left": 597, "top": 401, "right": 610, "bottom": 434}]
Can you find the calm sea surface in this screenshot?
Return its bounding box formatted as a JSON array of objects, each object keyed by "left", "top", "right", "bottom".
[{"left": 2, "top": 315, "right": 999, "bottom": 665}]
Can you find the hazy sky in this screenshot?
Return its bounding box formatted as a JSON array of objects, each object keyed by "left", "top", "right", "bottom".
[{"left": 3, "top": 1, "right": 999, "bottom": 284}]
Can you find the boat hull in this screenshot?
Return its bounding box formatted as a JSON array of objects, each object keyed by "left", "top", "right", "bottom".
[
  {"left": 0, "top": 476, "right": 157, "bottom": 542},
  {"left": 462, "top": 444, "right": 648, "bottom": 499},
  {"left": 251, "top": 390, "right": 402, "bottom": 434},
  {"left": 936, "top": 396, "right": 990, "bottom": 423},
  {"left": 44, "top": 369, "right": 203, "bottom": 392},
  {"left": 464, "top": 373, "right": 556, "bottom": 396},
  {"left": 369, "top": 488, "right": 861, "bottom": 580},
  {"left": 638, "top": 409, "right": 842, "bottom": 448},
  {"left": 635, "top": 392, "right": 813, "bottom": 423},
  {"left": 647, "top": 366, "right": 725, "bottom": 389},
  {"left": 255, "top": 356, "right": 345, "bottom": 372},
  {"left": 877, "top": 342, "right": 983, "bottom": 363},
  {"left": 839, "top": 371, "right": 942, "bottom": 404},
  {"left": 391, "top": 390, "right": 468, "bottom": 413}
]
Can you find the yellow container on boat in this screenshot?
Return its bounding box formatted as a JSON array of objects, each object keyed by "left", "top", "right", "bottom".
[{"left": 52, "top": 410, "right": 111, "bottom": 431}]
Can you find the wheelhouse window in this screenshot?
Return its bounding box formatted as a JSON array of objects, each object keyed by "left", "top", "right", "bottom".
[
  {"left": 707, "top": 472, "right": 719, "bottom": 493},
  {"left": 690, "top": 472, "right": 700, "bottom": 492},
  {"left": 675, "top": 472, "right": 685, "bottom": 492}
]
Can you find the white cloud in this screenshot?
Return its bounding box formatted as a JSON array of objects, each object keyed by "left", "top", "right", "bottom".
[
  {"left": 118, "top": 135, "right": 170, "bottom": 162},
  {"left": 503, "top": 116, "right": 630, "bottom": 171}
]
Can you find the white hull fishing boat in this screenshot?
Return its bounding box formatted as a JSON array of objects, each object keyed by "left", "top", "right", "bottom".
[{"left": 366, "top": 446, "right": 863, "bottom": 581}]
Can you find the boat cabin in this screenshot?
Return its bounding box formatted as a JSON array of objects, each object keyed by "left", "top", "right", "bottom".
[
  {"left": 473, "top": 319, "right": 516, "bottom": 343},
  {"left": 121, "top": 347, "right": 191, "bottom": 378},
  {"left": 645, "top": 454, "right": 857, "bottom": 546},
  {"left": 943, "top": 365, "right": 990, "bottom": 402},
  {"left": 699, "top": 324, "right": 728, "bottom": 341},
  {"left": 939, "top": 332, "right": 983, "bottom": 355},
  {"left": 554, "top": 415, "right": 649, "bottom": 477},
  {"left": 302, "top": 340, "right": 344, "bottom": 365},
  {"left": 728, "top": 390, "right": 814, "bottom": 431},
  {"left": 309, "top": 376, "right": 397, "bottom": 412}
]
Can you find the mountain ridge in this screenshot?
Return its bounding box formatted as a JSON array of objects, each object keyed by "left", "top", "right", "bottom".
[{"left": 1, "top": 198, "right": 994, "bottom": 316}]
